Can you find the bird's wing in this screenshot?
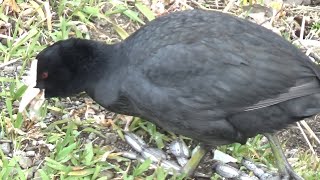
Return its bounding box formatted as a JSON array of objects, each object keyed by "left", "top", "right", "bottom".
[
  {"left": 122, "top": 10, "right": 320, "bottom": 114},
  {"left": 129, "top": 38, "right": 318, "bottom": 114}
]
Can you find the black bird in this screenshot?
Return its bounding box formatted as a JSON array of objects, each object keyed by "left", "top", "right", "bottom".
[{"left": 34, "top": 10, "right": 320, "bottom": 179}]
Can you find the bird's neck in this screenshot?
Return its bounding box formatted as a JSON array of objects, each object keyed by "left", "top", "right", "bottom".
[
  {"left": 64, "top": 40, "right": 125, "bottom": 96},
  {"left": 88, "top": 44, "right": 128, "bottom": 92}
]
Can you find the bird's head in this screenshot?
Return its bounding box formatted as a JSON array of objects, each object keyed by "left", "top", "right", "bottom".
[{"left": 35, "top": 38, "right": 96, "bottom": 98}]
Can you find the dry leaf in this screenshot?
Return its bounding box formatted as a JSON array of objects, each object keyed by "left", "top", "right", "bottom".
[
  {"left": 19, "top": 60, "right": 41, "bottom": 113},
  {"left": 43, "top": 1, "right": 52, "bottom": 32},
  {"left": 71, "top": 166, "right": 86, "bottom": 171},
  {"left": 4, "top": 0, "right": 21, "bottom": 12}
]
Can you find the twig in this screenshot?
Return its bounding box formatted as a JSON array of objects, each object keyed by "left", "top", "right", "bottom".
[
  {"left": 0, "top": 139, "right": 12, "bottom": 143},
  {"left": 300, "top": 120, "right": 320, "bottom": 145},
  {"left": 296, "top": 122, "right": 316, "bottom": 155},
  {"left": 44, "top": 1, "right": 52, "bottom": 32},
  {"left": 0, "top": 57, "right": 21, "bottom": 68},
  {"left": 124, "top": 116, "right": 133, "bottom": 132},
  {"left": 299, "top": 15, "right": 305, "bottom": 41},
  {"left": 291, "top": 6, "right": 320, "bottom": 11},
  {"left": 259, "top": 3, "right": 284, "bottom": 27},
  {"left": 0, "top": 34, "right": 13, "bottom": 40},
  {"left": 269, "top": 8, "right": 278, "bottom": 25},
  {"left": 223, "top": 0, "right": 236, "bottom": 13},
  {"left": 309, "top": 52, "right": 320, "bottom": 63},
  {"left": 177, "top": 0, "right": 194, "bottom": 10},
  {"left": 190, "top": 0, "right": 209, "bottom": 10}
]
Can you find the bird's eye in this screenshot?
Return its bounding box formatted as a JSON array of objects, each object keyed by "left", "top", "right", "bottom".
[{"left": 41, "top": 72, "right": 48, "bottom": 79}]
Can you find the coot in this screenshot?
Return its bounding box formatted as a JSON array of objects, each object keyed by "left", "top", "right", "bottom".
[{"left": 35, "top": 10, "right": 319, "bottom": 179}]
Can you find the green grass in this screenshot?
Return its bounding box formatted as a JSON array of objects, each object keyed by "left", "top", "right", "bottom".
[
  {"left": 0, "top": 0, "right": 319, "bottom": 179},
  {"left": 312, "top": 22, "right": 320, "bottom": 31}
]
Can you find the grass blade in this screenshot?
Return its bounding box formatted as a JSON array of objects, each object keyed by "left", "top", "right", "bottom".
[{"left": 135, "top": 2, "right": 155, "bottom": 21}]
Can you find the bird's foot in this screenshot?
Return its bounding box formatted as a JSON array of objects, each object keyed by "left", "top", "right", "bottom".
[
  {"left": 279, "top": 165, "right": 304, "bottom": 180},
  {"left": 121, "top": 132, "right": 283, "bottom": 179},
  {"left": 264, "top": 133, "right": 304, "bottom": 180}
]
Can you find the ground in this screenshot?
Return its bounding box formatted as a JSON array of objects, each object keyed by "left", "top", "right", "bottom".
[{"left": 0, "top": 0, "right": 319, "bottom": 179}]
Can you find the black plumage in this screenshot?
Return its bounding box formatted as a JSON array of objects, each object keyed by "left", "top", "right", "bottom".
[{"left": 35, "top": 10, "right": 319, "bottom": 178}]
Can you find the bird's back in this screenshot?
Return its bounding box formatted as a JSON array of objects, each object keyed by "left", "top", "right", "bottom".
[{"left": 110, "top": 10, "right": 320, "bottom": 145}]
